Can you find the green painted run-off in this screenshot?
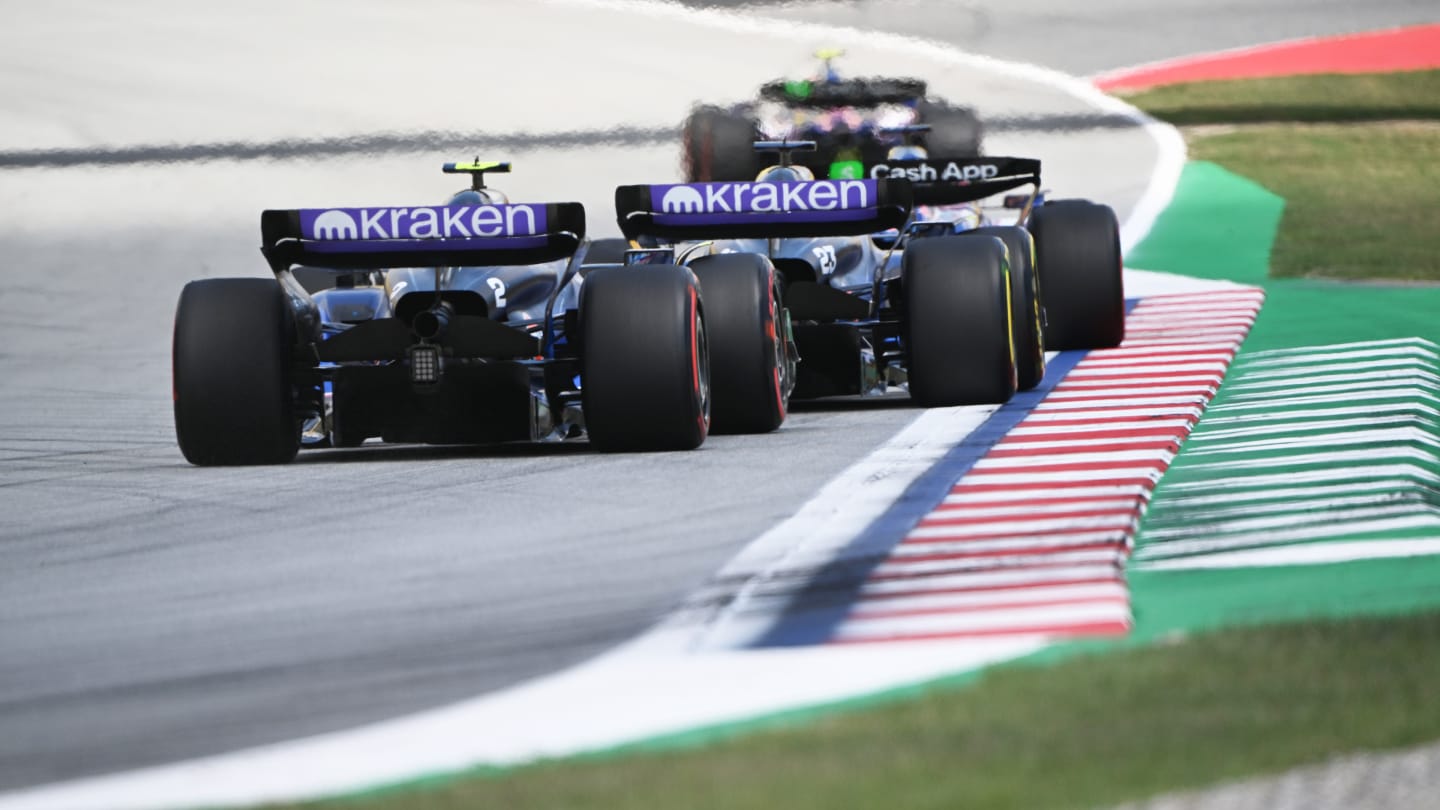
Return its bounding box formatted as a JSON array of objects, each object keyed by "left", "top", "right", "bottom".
[{"left": 1129, "top": 159, "right": 1440, "bottom": 628}]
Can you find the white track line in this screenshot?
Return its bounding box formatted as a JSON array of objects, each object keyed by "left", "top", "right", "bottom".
[{"left": 1137, "top": 538, "right": 1440, "bottom": 570}]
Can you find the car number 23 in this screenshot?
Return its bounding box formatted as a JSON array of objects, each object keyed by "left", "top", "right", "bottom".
[{"left": 812, "top": 245, "right": 838, "bottom": 275}]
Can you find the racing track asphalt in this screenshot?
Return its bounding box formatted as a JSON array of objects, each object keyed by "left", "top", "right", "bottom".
[
  {"left": 1, "top": 0, "right": 1429, "bottom": 793},
  {"left": 698, "top": 0, "right": 1440, "bottom": 77}
]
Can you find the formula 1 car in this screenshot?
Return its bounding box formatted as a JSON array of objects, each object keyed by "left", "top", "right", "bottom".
[
  {"left": 618, "top": 142, "right": 1123, "bottom": 410},
  {"left": 172, "top": 162, "right": 711, "bottom": 465},
  {"left": 872, "top": 150, "right": 1126, "bottom": 389},
  {"left": 682, "top": 49, "right": 982, "bottom": 183}
]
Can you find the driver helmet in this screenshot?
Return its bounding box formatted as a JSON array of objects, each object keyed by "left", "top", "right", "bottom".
[
  {"left": 754, "top": 164, "right": 816, "bottom": 183},
  {"left": 447, "top": 188, "right": 509, "bottom": 206},
  {"left": 814, "top": 47, "right": 845, "bottom": 83},
  {"left": 886, "top": 143, "right": 929, "bottom": 161}
]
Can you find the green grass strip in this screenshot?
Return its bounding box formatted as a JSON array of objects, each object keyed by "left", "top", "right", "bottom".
[
  {"left": 1122, "top": 69, "right": 1440, "bottom": 125},
  {"left": 1129, "top": 71, "right": 1440, "bottom": 283},
  {"left": 292, "top": 611, "right": 1440, "bottom": 810},
  {"left": 1190, "top": 125, "right": 1440, "bottom": 282}
]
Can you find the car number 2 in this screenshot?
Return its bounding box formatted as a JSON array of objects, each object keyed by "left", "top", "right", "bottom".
[{"left": 487, "top": 277, "right": 507, "bottom": 309}]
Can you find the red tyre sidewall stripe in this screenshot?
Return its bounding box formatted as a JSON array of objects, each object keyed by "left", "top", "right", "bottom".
[{"left": 768, "top": 275, "right": 786, "bottom": 420}]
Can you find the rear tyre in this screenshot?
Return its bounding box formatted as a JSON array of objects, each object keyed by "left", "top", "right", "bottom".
[
  {"left": 1029, "top": 200, "right": 1125, "bottom": 350},
  {"left": 969, "top": 226, "right": 1045, "bottom": 390},
  {"left": 582, "top": 266, "right": 710, "bottom": 451},
  {"left": 903, "top": 235, "right": 1017, "bottom": 407},
  {"left": 689, "top": 253, "right": 789, "bottom": 434},
  {"left": 917, "top": 101, "right": 984, "bottom": 156},
  {"left": 683, "top": 106, "right": 762, "bottom": 182},
  {"left": 173, "top": 278, "right": 301, "bottom": 465}
]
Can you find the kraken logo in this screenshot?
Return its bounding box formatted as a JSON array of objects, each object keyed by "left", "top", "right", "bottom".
[
  {"left": 311, "top": 209, "right": 358, "bottom": 239},
  {"left": 660, "top": 186, "right": 704, "bottom": 213}
]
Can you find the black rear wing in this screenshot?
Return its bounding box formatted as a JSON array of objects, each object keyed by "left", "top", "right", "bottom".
[
  {"left": 261, "top": 202, "right": 585, "bottom": 272},
  {"left": 757, "top": 76, "right": 927, "bottom": 107},
  {"left": 616, "top": 179, "right": 912, "bottom": 241},
  {"left": 864, "top": 156, "right": 1040, "bottom": 206}
]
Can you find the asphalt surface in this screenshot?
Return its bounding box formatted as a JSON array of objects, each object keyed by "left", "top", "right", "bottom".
[
  {"left": 1113, "top": 739, "right": 1440, "bottom": 810},
  {"left": 698, "top": 0, "right": 1440, "bottom": 76},
  {"left": 0, "top": 0, "right": 1432, "bottom": 793}
]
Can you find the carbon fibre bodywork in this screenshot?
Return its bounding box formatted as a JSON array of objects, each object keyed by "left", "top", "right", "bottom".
[{"left": 299, "top": 255, "right": 585, "bottom": 447}]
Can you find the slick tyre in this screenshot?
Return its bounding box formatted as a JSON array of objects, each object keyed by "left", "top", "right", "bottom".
[
  {"left": 582, "top": 266, "right": 710, "bottom": 451},
  {"left": 917, "top": 101, "right": 984, "bottom": 156},
  {"left": 689, "top": 253, "right": 789, "bottom": 434},
  {"left": 683, "top": 106, "right": 762, "bottom": 182},
  {"left": 969, "top": 226, "right": 1045, "bottom": 390},
  {"left": 1029, "top": 200, "right": 1125, "bottom": 350},
  {"left": 173, "top": 278, "right": 300, "bottom": 465},
  {"left": 903, "top": 235, "right": 1017, "bottom": 407}
]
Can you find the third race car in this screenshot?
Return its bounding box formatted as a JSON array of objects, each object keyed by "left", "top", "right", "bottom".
[{"left": 683, "top": 48, "right": 984, "bottom": 182}]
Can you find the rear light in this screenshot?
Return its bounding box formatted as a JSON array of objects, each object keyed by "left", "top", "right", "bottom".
[{"left": 408, "top": 344, "right": 442, "bottom": 385}]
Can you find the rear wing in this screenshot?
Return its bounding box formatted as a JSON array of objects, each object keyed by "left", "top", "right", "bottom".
[
  {"left": 260, "top": 202, "right": 585, "bottom": 272},
  {"left": 863, "top": 156, "right": 1040, "bottom": 206},
  {"left": 757, "top": 76, "right": 927, "bottom": 107},
  {"left": 615, "top": 179, "right": 912, "bottom": 241}
]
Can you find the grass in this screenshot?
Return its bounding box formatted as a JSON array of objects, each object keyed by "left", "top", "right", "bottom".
[
  {"left": 1126, "top": 72, "right": 1440, "bottom": 282},
  {"left": 1119, "top": 69, "right": 1440, "bottom": 125},
  {"left": 291, "top": 613, "right": 1440, "bottom": 810},
  {"left": 1185, "top": 123, "right": 1440, "bottom": 281}
]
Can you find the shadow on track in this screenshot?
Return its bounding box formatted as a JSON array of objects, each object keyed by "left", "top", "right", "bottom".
[
  {"left": 787, "top": 394, "right": 921, "bottom": 414},
  {"left": 292, "top": 440, "right": 597, "bottom": 465}
]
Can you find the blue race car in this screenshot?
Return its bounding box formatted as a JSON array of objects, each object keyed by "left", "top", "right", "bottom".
[
  {"left": 857, "top": 139, "right": 1127, "bottom": 382},
  {"left": 682, "top": 49, "right": 983, "bottom": 182},
  {"left": 172, "top": 162, "right": 711, "bottom": 465},
  {"left": 618, "top": 141, "right": 1123, "bottom": 410}
]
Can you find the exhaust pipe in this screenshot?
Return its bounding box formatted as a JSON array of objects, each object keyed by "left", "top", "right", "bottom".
[{"left": 411, "top": 301, "right": 454, "bottom": 342}]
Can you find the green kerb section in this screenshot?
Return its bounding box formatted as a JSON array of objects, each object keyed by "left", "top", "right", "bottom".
[
  {"left": 1128, "top": 159, "right": 1440, "bottom": 350},
  {"left": 1244, "top": 281, "right": 1440, "bottom": 350},
  {"left": 1130, "top": 158, "right": 1440, "bottom": 621},
  {"left": 1125, "top": 161, "right": 1282, "bottom": 284},
  {"left": 1129, "top": 557, "right": 1440, "bottom": 636}
]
